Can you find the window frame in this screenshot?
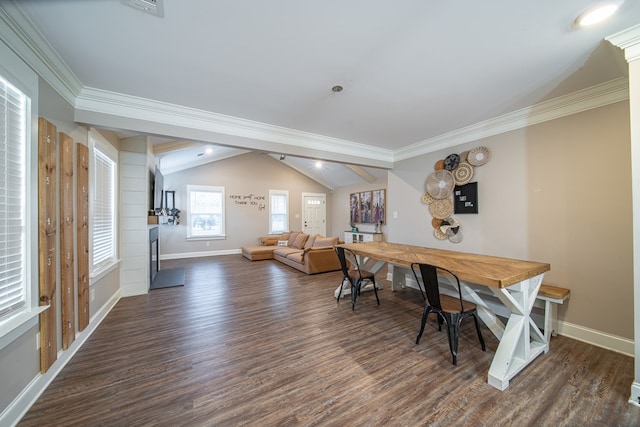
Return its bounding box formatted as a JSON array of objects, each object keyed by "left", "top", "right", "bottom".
[
  {"left": 269, "top": 189, "right": 289, "bottom": 234},
  {"left": 186, "top": 184, "right": 226, "bottom": 240},
  {"left": 0, "top": 39, "right": 43, "bottom": 349},
  {"left": 88, "top": 129, "right": 119, "bottom": 281}
]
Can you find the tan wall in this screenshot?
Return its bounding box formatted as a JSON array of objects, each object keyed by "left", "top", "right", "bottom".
[
  {"left": 160, "top": 152, "right": 334, "bottom": 256},
  {"left": 388, "top": 101, "right": 633, "bottom": 339}
]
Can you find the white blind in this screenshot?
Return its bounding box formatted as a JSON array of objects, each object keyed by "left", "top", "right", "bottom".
[
  {"left": 269, "top": 190, "right": 288, "bottom": 233},
  {"left": 0, "top": 75, "right": 27, "bottom": 319},
  {"left": 92, "top": 144, "right": 116, "bottom": 270}
]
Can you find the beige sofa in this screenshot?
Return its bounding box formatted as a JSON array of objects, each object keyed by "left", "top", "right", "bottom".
[{"left": 241, "top": 231, "right": 341, "bottom": 274}]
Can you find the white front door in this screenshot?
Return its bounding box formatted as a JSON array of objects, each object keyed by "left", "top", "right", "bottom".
[{"left": 302, "top": 193, "right": 326, "bottom": 236}]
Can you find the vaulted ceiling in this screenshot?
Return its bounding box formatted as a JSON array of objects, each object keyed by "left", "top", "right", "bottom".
[{"left": 4, "top": 1, "right": 639, "bottom": 187}]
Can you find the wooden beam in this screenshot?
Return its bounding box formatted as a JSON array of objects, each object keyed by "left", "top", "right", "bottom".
[
  {"left": 345, "top": 164, "right": 376, "bottom": 183},
  {"left": 153, "top": 140, "right": 202, "bottom": 155}
]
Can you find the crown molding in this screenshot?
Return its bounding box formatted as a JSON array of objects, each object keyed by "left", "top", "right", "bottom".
[
  {"left": 76, "top": 87, "right": 394, "bottom": 165},
  {"left": 0, "top": 1, "right": 82, "bottom": 106},
  {"left": 394, "top": 77, "right": 629, "bottom": 161},
  {"left": 607, "top": 24, "right": 640, "bottom": 63}
]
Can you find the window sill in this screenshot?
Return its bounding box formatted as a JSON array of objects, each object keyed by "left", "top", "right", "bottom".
[
  {"left": 0, "top": 305, "right": 49, "bottom": 352},
  {"left": 186, "top": 235, "right": 226, "bottom": 242},
  {"left": 90, "top": 259, "right": 121, "bottom": 285}
]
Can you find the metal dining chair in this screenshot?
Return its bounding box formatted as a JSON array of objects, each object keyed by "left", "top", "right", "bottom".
[
  {"left": 411, "top": 262, "right": 485, "bottom": 365},
  {"left": 335, "top": 246, "right": 380, "bottom": 310}
]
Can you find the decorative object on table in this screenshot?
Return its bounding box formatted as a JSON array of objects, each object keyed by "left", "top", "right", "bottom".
[
  {"left": 467, "top": 146, "right": 491, "bottom": 166},
  {"left": 434, "top": 159, "right": 445, "bottom": 170},
  {"left": 443, "top": 153, "right": 461, "bottom": 171},
  {"left": 454, "top": 182, "right": 478, "bottom": 214},
  {"left": 350, "top": 223, "right": 358, "bottom": 232},
  {"left": 429, "top": 198, "right": 454, "bottom": 219},
  {"left": 453, "top": 162, "right": 474, "bottom": 185},
  {"left": 425, "top": 169, "right": 455, "bottom": 199}
]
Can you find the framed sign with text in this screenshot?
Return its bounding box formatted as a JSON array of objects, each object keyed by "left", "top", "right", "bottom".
[{"left": 454, "top": 182, "right": 478, "bottom": 214}]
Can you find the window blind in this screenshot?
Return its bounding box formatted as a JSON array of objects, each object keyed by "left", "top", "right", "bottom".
[
  {"left": 0, "top": 75, "right": 27, "bottom": 319},
  {"left": 91, "top": 144, "right": 116, "bottom": 270}
]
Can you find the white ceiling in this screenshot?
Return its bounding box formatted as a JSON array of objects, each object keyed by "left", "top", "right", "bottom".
[{"left": 9, "top": 0, "right": 640, "bottom": 187}]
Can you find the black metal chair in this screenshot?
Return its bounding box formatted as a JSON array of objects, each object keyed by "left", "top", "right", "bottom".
[
  {"left": 335, "top": 246, "right": 379, "bottom": 310},
  {"left": 411, "top": 262, "right": 485, "bottom": 365}
]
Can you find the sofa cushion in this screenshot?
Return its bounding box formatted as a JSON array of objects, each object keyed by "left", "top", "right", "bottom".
[
  {"left": 286, "top": 251, "right": 304, "bottom": 264},
  {"left": 274, "top": 247, "right": 302, "bottom": 257},
  {"left": 292, "top": 233, "right": 308, "bottom": 249},
  {"left": 314, "top": 236, "right": 339, "bottom": 247},
  {"left": 303, "top": 234, "right": 317, "bottom": 249},
  {"left": 287, "top": 231, "right": 300, "bottom": 246}
]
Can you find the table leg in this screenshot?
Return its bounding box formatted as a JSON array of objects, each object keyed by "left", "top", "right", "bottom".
[{"left": 486, "top": 274, "right": 547, "bottom": 390}]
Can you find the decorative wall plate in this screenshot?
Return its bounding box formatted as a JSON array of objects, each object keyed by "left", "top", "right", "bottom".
[
  {"left": 434, "top": 159, "right": 445, "bottom": 170},
  {"left": 426, "top": 170, "right": 454, "bottom": 199},
  {"left": 468, "top": 146, "right": 490, "bottom": 166},
  {"left": 431, "top": 217, "right": 442, "bottom": 228},
  {"left": 444, "top": 153, "right": 461, "bottom": 171},
  {"left": 453, "top": 162, "right": 474, "bottom": 185},
  {"left": 429, "top": 198, "right": 453, "bottom": 219},
  {"left": 421, "top": 192, "right": 435, "bottom": 205},
  {"left": 434, "top": 227, "right": 448, "bottom": 240}
]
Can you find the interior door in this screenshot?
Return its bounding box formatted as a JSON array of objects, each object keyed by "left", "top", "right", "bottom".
[{"left": 303, "top": 194, "right": 326, "bottom": 236}]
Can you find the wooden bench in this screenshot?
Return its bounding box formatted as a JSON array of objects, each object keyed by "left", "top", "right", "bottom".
[{"left": 537, "top": 284, "right": 571, "bottom": 342}]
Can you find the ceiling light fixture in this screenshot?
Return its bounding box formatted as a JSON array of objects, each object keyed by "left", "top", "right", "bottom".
[
  {"left": 315, "top": 161, "right": 323, "bottom": 169},
  {"left": 574, "top": 1, "right": 622, "bottom": 27},
  {"left": 331, "top": 85, "right": 343, "bottom": 93},
  {"left": 280, "top": 154, "right": 286, "bottom": 160},
  {"left": 205, "top": 147, "right": 214, "bottom": 154}
]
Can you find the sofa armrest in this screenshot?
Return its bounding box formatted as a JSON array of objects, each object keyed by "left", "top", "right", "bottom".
[{"left": 302, "top": 246, "right": 341, "bottom": 273}]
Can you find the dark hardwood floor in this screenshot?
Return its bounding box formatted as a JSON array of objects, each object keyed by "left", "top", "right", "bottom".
[{"left": 19, "top": 255, "right": 640, "bottom": 426}]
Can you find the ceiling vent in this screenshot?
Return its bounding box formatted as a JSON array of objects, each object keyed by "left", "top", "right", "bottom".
[{"left": 120, "top": 0, "right": 164, "bottom": 17}]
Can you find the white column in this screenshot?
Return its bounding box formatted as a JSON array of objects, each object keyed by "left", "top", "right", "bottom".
[{"left": 607, "top": 24, "right": 640, "bottom": 407}]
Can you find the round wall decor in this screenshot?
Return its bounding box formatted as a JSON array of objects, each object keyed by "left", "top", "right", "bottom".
[
  {"left": 444, "top": 154, "right": 460, "bottom": 171},
  {"left": 429, "top": 198, "right": 453, "bottom": 219},
  {"left": 453, "top": 162, "right": 474, "bottom": 185},
  {"left": 468, "top": 146, "right": 490, "bottom": 166},
  {"left": 425, "top": 170, "right": 454, "bottom": 199}
]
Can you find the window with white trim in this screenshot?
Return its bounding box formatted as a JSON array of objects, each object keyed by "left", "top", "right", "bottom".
[
  {"left": 89, "top": 130, "right": 118, "bottom": 277},
  {"left": 0, "top": 73, "right": 27, "bottom": 321},
  {"left": 269, "top": 190, "right": 288, "bottom": 234},
  {"left": 187, "top": 185, "right": 225, "bottom": 238}
]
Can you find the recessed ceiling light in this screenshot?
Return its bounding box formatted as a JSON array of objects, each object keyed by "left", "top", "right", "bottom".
[
  {"left": 574, "top": 2, "right": 622, "bottom": 27},
  {"left": 315, "top": 161, "right": 323, "bottom": 169},
  {"left": 205, "top": 147, "right": 214, "bottom": 154},
  {"left": 331, "top": 85, "right": 343, "bottom": 93}
]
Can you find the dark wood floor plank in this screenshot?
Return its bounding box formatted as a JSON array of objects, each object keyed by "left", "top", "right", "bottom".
[{"left": 18, "top": 255, "right": 640, "bottom": 426}]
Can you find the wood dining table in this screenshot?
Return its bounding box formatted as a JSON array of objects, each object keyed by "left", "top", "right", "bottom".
[{"left": 335, "top": 241, "right": 551, "bottom": 391}]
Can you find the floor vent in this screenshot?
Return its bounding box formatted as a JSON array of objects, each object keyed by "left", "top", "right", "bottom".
[{"left": 120, "top": 0, "right": 164, "bottom": 17}]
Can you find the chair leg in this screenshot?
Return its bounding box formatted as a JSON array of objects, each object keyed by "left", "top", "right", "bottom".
[
  {"left": 351, "top": 279, "right": 358, "bottom": 310},
  {"left": 371, "top": 277, "right": 380, "bottom": 305},
  {"left": 415, "top": 306, "right": 433, "bottom": 344},
  {"left": 472, "top": 313, "right": 486, "bottom": 351},
  {"left": 445, "top": 313, "right": 460, "bottom": 366},
  {"left": 336, "top": 277, "right": 346, "bottom": 302}
]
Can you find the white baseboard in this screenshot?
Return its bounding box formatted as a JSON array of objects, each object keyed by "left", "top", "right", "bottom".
[
  {"left": 557, "top": 321, "right": 634, "bottom": 357},
  {"left": 0, "top": 291, "right": 120, "bottom": 427},
  {"left": 160, "top": 248, "right": 241, "bottom": 260},
  {"left": 630, "top": 382, "right": 640, "bottom": 407}
]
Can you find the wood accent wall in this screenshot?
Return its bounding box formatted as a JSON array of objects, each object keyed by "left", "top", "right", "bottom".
[
  {"left": 37, "top": 118, "right": 57, "bottom": 372},
  {"left": 77, "top": 143, "right": 90, "bottom": 331},
  {"left": 59, "top": 133, "right": 75, "bottom": 349}
]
